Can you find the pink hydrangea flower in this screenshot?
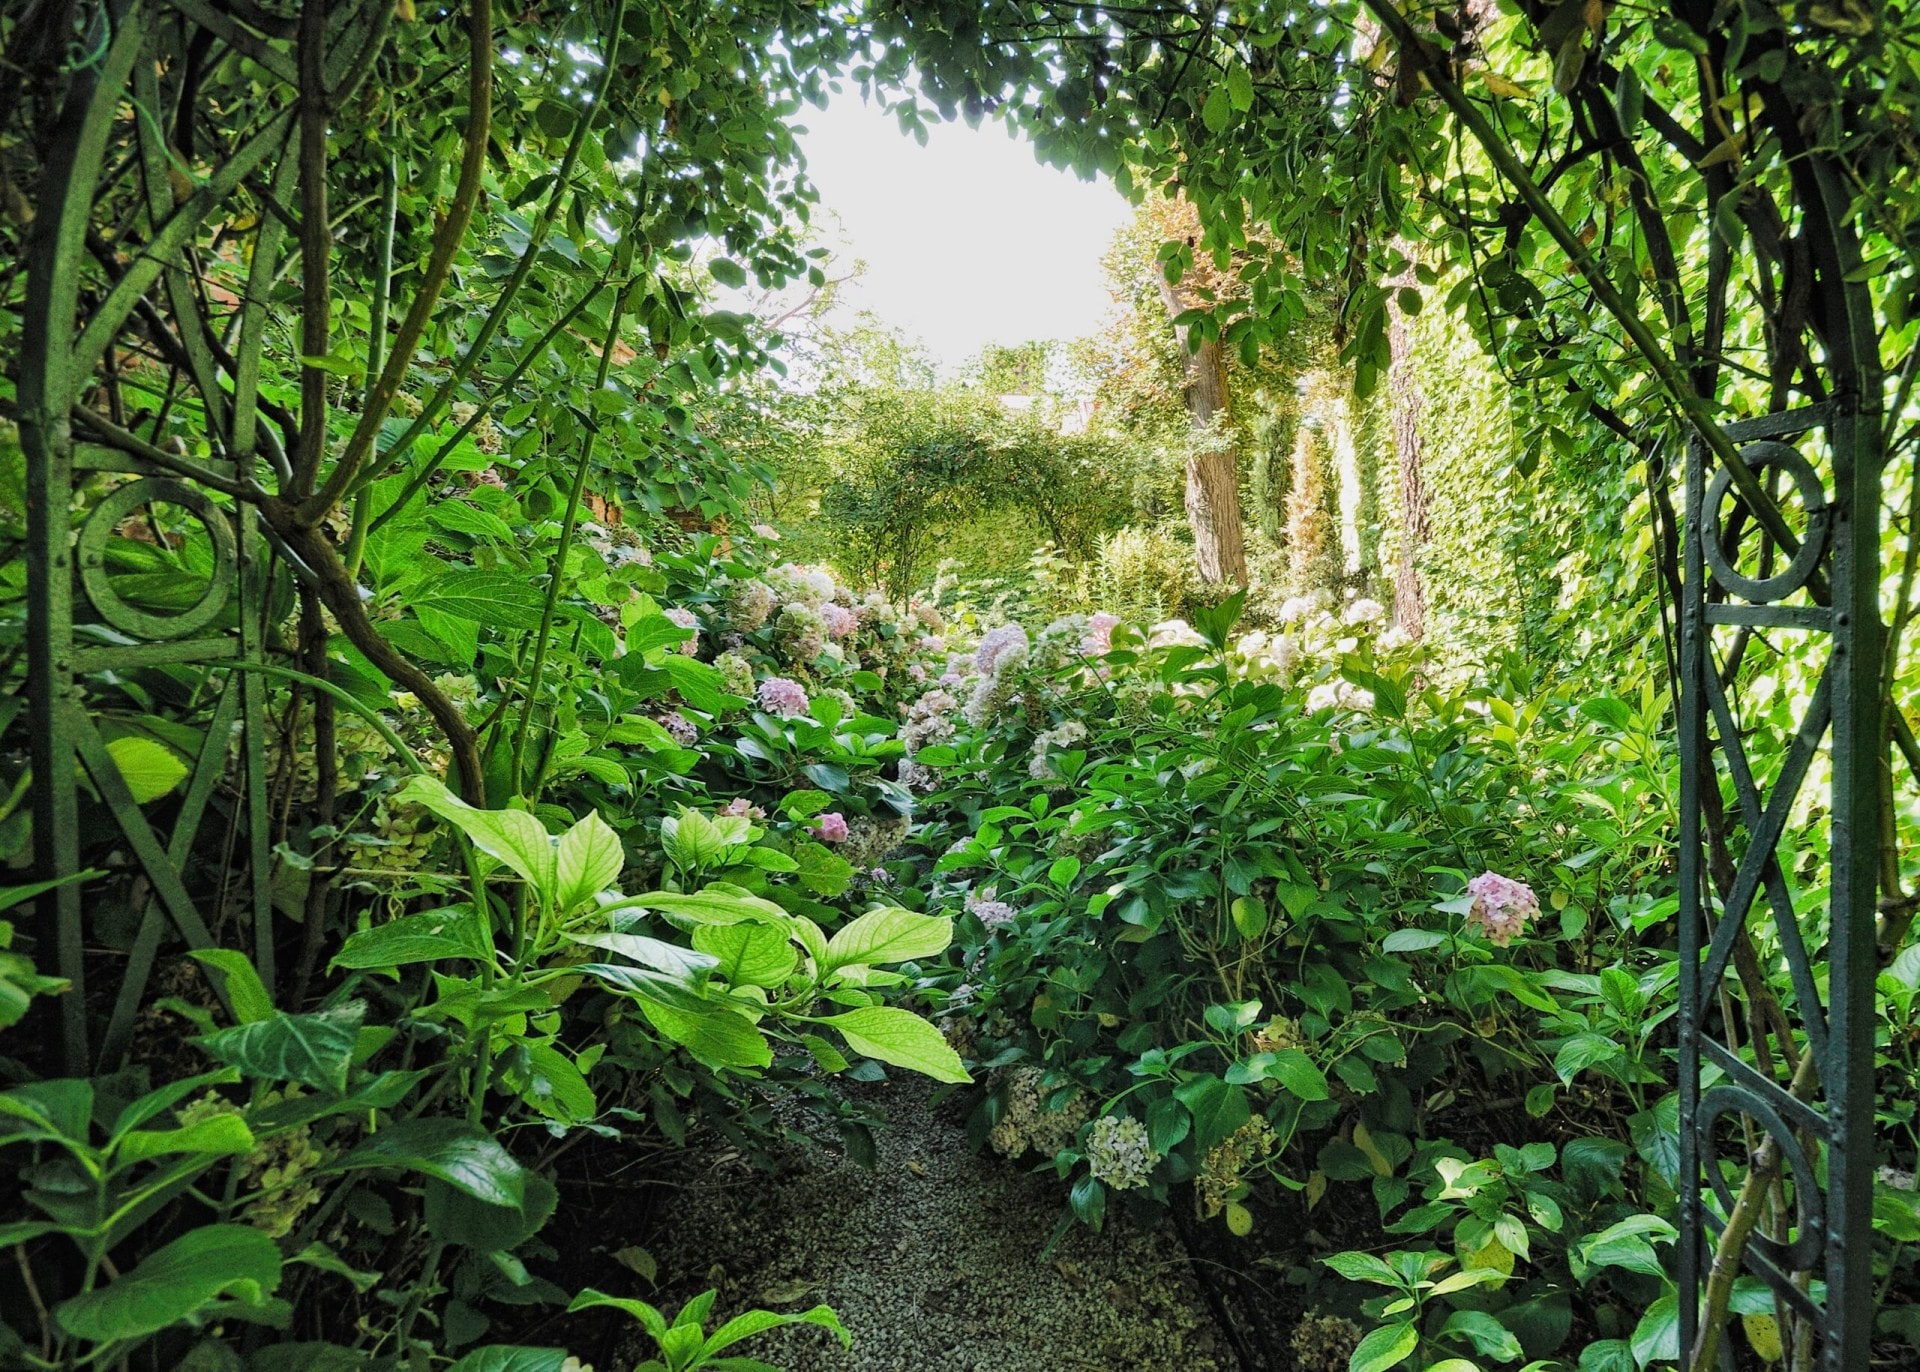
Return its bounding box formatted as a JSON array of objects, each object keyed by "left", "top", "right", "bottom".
[
  {"left": 813, "top": 812, "right": 849, "bottom": 843},
  {"left": 820, "top": 603, "right": 858, "bottom": 639},
  {"left": 655, "top": 711, "right": 698, "bottom": 745},
  {"left": 1082, "top": 612, "right": 1120, "bottom": 656},
  {"left": 1465, "top": 872, "right": 1541, "bottom": 946},
  {"left": 974, "top": 623, "right": 1030, "bottom": 675},
  {"left": 756, "top": 676, "right": 810, "bottom": 718},
  {"left": 718, "top": 797, "right": 765, "bottom": 820},
  {"left": 664, "top": 607, "right": 700, "bottom": 656}
]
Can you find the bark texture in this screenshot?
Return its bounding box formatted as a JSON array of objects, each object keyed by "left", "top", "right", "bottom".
[{"left": 1157, "top": 276, "right": 1248, "bottom": 587}]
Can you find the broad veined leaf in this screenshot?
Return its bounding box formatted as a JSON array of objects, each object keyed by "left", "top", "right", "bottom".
[
  {"left": 822, "top": 1007, "right": 970, "bottom": 1083},
  {"left": 114, "top": 1111, "right": 254, "bottom": 1164},
  {"left": 567, "top": 931, "right": 717, "bottom": 983},
  {"left": 700, "top": 1304, "right": 851, "bottom": 1357},
  {"left": 824, "top": 907, "right": 952, "bottom": 971},
  {"left": 555, "top": 811, "right": 624, "bottom": 914},
  {"left": 567, "top": 1289, "right": 667, "bottom": 1340},
  {"left": 195, "top": 1002, "right": 366, "bottom": 1093},
  {"left": 332, "top": 906, "right": 494, "bottom": 972},
  {"left": 55, "top": 1224, "right": 282, "bottom": 1343},
  {"left": 693, "top": 922, "right": 798, "bottom": 988},
  {"left": 329, "top": 1118, "right": 529, "bottom": 1211},
  {"left": 404, "top": 778, "right": 557, "bottom": 898},
  {"left": 1349, "top": 1320, "right": 1419, "bottom": 1372},
  {"left": 638, "top": 998, "right": 773, "bottom": 1070},
  {"left": 607, "top": 884, "right": 789, "bottom": 925},
  {"left": 1630, "top": 1295, "right": 1680, "bottom": 1366},
  {"left": 414, "top": 569, "right": 548, "bottom": 631}
]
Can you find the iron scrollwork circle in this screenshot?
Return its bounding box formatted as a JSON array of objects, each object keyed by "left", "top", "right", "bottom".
[
  {"left": 77, "top": 478, "right": 236, "bottom": 640},
  {"left": 1697, "top": 1084, "right": 1825, "bottom": 1273},
  {"left": 1700, "top": 441, "right": 1830, "bottom": 603}
]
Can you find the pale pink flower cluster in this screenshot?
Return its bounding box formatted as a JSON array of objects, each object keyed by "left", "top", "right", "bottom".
[
  {"left": 751, "top": 523, "right": 780, "bottom": 540},
  {"left": 813, "top": 812, "right": 849, "bottom": 843},
  {"left": 966, "top": 886, "right": 1018, "bottom": 930},
  {"left": 756, "top": 676, "right": 810, "bottom": 718},
  {"left": 820, "top": 602, "right": 859, "bottom": 639},
  {"left": 1082, "top": 612, "right": 1120, "bottom": 657},
  {"left": 718, "top": 797, "right": 766, "bottom": 820},
  {"left": 664, "top": 606, "right": 700, "bottom": 656},
  {"left": 1465, "top": 872, "right": 1540, "bottom": 946},
  {"left": 974, "top": 623, "right": 1031, "bottom": 675}
]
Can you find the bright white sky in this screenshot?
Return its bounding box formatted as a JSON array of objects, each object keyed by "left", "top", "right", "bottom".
[{"left": 791, "top": 91, "right": 1134, "bottom": 373}]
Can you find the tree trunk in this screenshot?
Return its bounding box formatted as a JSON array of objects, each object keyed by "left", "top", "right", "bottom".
[
  {"left": 1387, "top": 302, "right": 1430, "bottom": 639},
  {"left": 1156, "top": 276, "right": 1249, "bottom": 587}
]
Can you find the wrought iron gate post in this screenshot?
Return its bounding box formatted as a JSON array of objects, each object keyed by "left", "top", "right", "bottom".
[{"left": 1676, "top": 405, "right": 1880, "bottom": 1369}]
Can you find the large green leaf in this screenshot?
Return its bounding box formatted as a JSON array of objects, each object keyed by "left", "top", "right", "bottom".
[
  {"left": 332, "top": 907, "right": 495, "bottom": 972},
  {"left": 692, "top": 922, "right": 797, "bottom": 988},
  {"left": 424, "top": 1173, "right": 558, "bottom": 1252},
  {"left": 114, "top": 1112, "right": 254, "bottom": 1164},
  {"left": 196, "top": 1002, "right": 365, "bottom": 1093},
  {"left": 1348, "top": 1321, "right": 1418, "bottom": 1372},
  {"left": 55, "top": 1224, "right": 282, "bottom": 1343},
  {"left": 639, "top": 998, "right": 773, "bottom": 1071},
  {"left": 824, "top": 907, "right": 952, "bottom": 971},
  {"left": 822, "top": 1007, "right": 970, "bottom": 1083},
  {"left": 700, "top": 1303, "right": 851, "bottom": 1357},
  {"left": 554, "top": 811, "right": 624, "bottom": 914},
  {"left": 608, "top": 884, "right": 788, "bottom": 925},
  {"left": 405, "top": 779, "right": 557, "bottom": 899},
  {"left": 566, "top": 931, "right": 717, "bottom": 983},
  {"left": 329, "top": 1118, "right": 529, "bottom": 1211},
  {"left": 1630, "top": 1294, "right": 1679, "bottom": 1367},
  {"left": 414, "top": 569, "right": 548, "bottom": 631}
]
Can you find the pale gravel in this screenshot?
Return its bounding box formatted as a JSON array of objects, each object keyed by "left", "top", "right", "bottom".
[{"left": 638, "top": 1074, "right": 1234, "bottom": 1372}]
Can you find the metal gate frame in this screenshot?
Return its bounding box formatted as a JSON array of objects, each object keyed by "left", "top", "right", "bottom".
[{"left": 1676, "top": 402, "right": 1880, "bottom": 1369}]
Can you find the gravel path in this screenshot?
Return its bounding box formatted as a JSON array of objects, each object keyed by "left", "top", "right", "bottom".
[{"left": 640, "top": 1076, "right": 1235, "bottom": 1372}]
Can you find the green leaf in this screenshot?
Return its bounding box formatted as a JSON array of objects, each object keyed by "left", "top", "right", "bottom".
[
  {"left": 333, "top": 907, "right": 495, "bottom": 972},
  {"left": 424, "top": 1173, "right": 558, "bottom": 1253},
  {"left": 1227, "top": 63, "right": 1254, "bottom": 111},
  {"left": 445, "top": 1349, "right": 575, "bottom": 1372},
  {"left": 1321, "top": 1251, "right": 1398, "bottom": 1286},
  {"left": 708, "top": 257, "right": 748, "bottom": 288},
  {"left": 700, "top": 1304, "right": 851, "bottom": 1357},
  {"left": 1349, "top": 1320, "right": 1419, "bottom": 1372},
  {"left": 55, "top": 1224, "right": 282, "bottom": 1343},
  {"left": 330, "top": 1118, "right": 529, "bottom": 1211},
  {"left": 824, "top": 907, "right": 952, "bottom": 970},
  {"left": 822, "top": 1007, "right": 971, "bottom": 1082},
  {"left": 1381, "top": 928, "right": 1446, "bottom": 953},
  {"left": 1630, "top": 1295, "right": 1679, "bottom": 1366},
  {"left": 693, "top": 922, "right": 798, "bottom": 988},
  {"left": 415, "top": 570, "right": 549, "bottom": 631},
  {"left": 114, "top": 1112, "right": 254, "bottom": 1164},
  {"left": 188, "top": 950, "right": 275, "bottom": 1023},
  {"left": 639, "top": 998, "right": 774, "bottom": 1071},
  {"left": 1173, "top": 1076, "right": 1250, "bottom": 1152},
  {"left": 105, "top": 735, "right": 189, "bottom": 804},
  {"left": 1269, "top": 1049, "right": 1330, "bottom": 1101},
  {"left": 555, "top": 811, "right": 624, "bottom": 915},
  {"left": 1442, "top": 1309, "right": 1524, "bottom": 1362},
  {"left": 195, "top": 1002, "right": 365, "bottom": 1093},
  {"left": 567, "top": 931, "right": 718, "bottom": 983},
  {"left": 610, "top": 885, "right": 789, "bottom": 925},
  {"left": 568, "top": 1289, "right": 668, "bottom": 1340},
  {"left": 1555, "top": 1032, "right": 1624, "bottom": 1083},
  {"left": 1201, "top": 84, "right": 1233, "bottom": 134},
  {"left": 792, "top": 841, "right": 854, "bottom": 897},
  {"left": 404, "top": 779, "right": 557, "bottom": 899}
]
